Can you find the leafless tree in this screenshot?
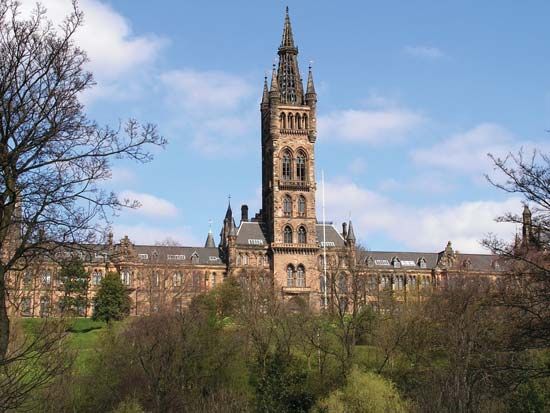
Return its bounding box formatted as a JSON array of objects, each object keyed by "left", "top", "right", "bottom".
[
  {"left": 483, "top": 150, "right": 550, "bottom": 355},
  {"left": 0, "top": 0, "right": 165, "bottom": 407}
]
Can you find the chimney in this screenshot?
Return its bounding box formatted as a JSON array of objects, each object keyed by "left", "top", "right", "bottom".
[
  {"left": 342, "top": 222, "right": 347, "bottom": 239},
  {"left": 241, "top": 204, "right": 249, "bottom": 223}
]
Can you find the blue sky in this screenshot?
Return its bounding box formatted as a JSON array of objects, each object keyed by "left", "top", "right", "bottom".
[{"left": 20, "top": 0, "right": 550, "bottom": 252}]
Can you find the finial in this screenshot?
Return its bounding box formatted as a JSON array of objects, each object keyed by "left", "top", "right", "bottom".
[{"left": 208, "top": 219, "right": 213, "bottom": 234}]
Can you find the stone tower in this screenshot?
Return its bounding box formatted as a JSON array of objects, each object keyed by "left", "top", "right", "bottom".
[{"left": 261, "top": 8, "right": 319, "bottom": 295}]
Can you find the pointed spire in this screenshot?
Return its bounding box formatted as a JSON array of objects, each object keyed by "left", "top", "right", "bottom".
[
  {"left": 276, "top": 8, "right": 303, "bottom": 105},
  {"left": 346, "top": 220, "right": 356, "bottom": 242},
  {"left": 280, "top": 6, "right": 295, "bottom": 49},
  {"left": 224, "top": 197, "right": 233, "bottom": 221},
  {"left": 205, "top": 231, "right": 216, "bottom": 248},
  {"left": 306, "top": 65, "right": 316, "bottom": 96},
  {"left": 229, "top": 217, "right": 237, "bottom": 237},
  {"left": 261, "top": 75, "right": 269, "bottom": 105},
  {"left": 270, "top": 64, "right": 279, "bottom": 93}
]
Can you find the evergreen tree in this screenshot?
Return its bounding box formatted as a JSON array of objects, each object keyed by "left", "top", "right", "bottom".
[
  {"left": 93, "top": 272, "right": 131, "bottom": 323},
  {"left": 58, "top": 257, "right": 89, "bottom": 316}
]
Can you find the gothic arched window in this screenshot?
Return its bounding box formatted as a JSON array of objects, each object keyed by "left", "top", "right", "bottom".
[
  {"left": 280, "top": 112, "right": 286, "bottom": 129},
  {"left": 296, "top": 265, "right": 305, "bottom": 287},
  {"left": 298, "top": 196, "right": 306, "bottom": 217},
  {"left": 287, "top": 264, "right": 295, "bottom": 287},
  {"left": 295, "top": 113, "right": 302, "bottom": 129},
  {"left": 288, "top": 113, "right": 294, "bottom": 129},
  {"left": 282, "top": 150, "right": 292, "bottom": 180},
  {"left": 303, "top": 114, "right": 308, "bottom": 129},
  {"left": 296, "top": 151, "right": 306, "bottom": 181},
  {"left": 283, "top": 195, "right": 292, "bottom": 217},
  {"left": 298, "top": 226, "right": 307, "bottom": 243},
  {"left": 283, "top": 226, "right": 293, "bottom": 243}
]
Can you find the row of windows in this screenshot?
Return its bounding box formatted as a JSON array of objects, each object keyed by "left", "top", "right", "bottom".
[
  {"left": 281, "top": 150, "right": 307, "bottom": 181},
  {"left": 366, "top": 256, "right": 428, "bottom": 269},
  {"left": 283, "top": 194, "right": 307, "bottom": 217},
  {"left": 318, "top": 274, "right": 433, "bottom": 294},
  {"left": 286, "top": 264, "right": 306, "bottom": 288},
  {"left": 120, "top": 270, "right": 218, "bottom": 288},
  {"left": 283, "top": 225, "right": 307, "bottom": 244},
  {"left": 236, "top": 253, "right": 270, "bottom": 267},
  {"left": 279, "top": 112, "right": 308, "bottom": 130}
]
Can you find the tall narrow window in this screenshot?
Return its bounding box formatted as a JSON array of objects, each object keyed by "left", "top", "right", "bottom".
[
  {"left": 288, "top": 113, "right": 294, "bottom": 129},
  {"left": 296, "top": 152, "right": 306, "bottom": 181},
  {"left": 173, "top": 272, "right": 183, "bottom": 287},
  {"left": 298, "top": 196, "right": 306, "bottom": 217},
  {"left": 283, "top": 195, "right": 292, "bottom": 217},
  {"left": 295, "top": 113, "right": 302, "bottom": 129},
  {"left": 303, "top": 114, "right": 308, "bottom": 129},
  {"left": 280, "top": 112, "right": 286, "bottom": 129},
  {"left": 282, "top": 151, "right": 292, "bottom": 180},
  {"left": 287, "top": 265, "right": 295, "bottom": 287},
  {"left": 296, "top": 265, "right": 305, "bottom": 287},
  {"left": 283, "top": 226, "right": 293, "bottom": 243},
  {"left": 298, "top": 226, "right": 307, "bottom": 243}
]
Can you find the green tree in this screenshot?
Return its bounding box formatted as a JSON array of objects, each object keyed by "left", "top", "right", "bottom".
[
  {"left": 316, "top": 367, "right": 408, "bottom": 413},
  {"left": 92, "top": 272, "right": 131, "bottom": 323},
  {"left": 58, "top": 257, "right": 89, "bottom": 316}
]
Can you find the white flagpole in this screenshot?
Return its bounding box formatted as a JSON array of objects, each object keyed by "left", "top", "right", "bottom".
[{"left": 322, "top": 170, "right": 328, "bottom": 309}]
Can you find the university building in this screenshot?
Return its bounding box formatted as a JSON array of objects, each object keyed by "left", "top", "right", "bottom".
[{"left": 9, "top": 10, "right": 511, "bottom": 318}]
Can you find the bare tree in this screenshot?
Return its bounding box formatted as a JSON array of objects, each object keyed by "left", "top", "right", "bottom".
[
  {"left": 0, "top": 0, "right": 165, "bottom": 407},
  {"left": 483, "top": 150, "right": 550, "bottom": 354}
]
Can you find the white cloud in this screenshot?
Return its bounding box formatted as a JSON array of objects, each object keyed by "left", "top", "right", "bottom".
[
  {"left": 319, "top": 108, "right": 424, "bottom": 144},
  {"left": 318, "top": 179, "right": 520, "bottom": 253},
  {"left": 119, "top": 190, "right": 178, "bottom": 218},
  {"left": 160, "top": 69, "right": 254, "bottom": 112},
  {"left": 411, "top": 123, "right": 549, "bottom": 179},
  {"left": 404, "top": 45, "right": 444, "bottom": 59},
  {"left": 19, "top": 0, "right": 163, "bottom": 78},
  {"left": 112, "top": 224, "right": 198, "bottom": 246},
  {"left": 109, "top": 167, "right": 136, "bottom": 185},
  {"left": 348, "top": 158, "right": 367, "bottom": 174}
]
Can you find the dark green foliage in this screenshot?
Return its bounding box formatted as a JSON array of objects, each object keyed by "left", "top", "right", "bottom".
[
  {"left": 58, "top": 257, "right": 89, "bottom": 316},
  {"left": 92, "top": 272, "right": 131, "bottom": 323},
  {"left": 254, "top": 350, "right": 314, "bottom": 413}
]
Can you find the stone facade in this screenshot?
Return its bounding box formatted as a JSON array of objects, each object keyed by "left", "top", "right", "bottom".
[{"left": 6, "top": 9, "right": 509, "bottom": 318}]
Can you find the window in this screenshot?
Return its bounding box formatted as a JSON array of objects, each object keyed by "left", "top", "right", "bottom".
[
  {"left": 366, "top": 257, "right": 374, "bottom": 268},
  {"left": 23, "top": 271, "right": 33, "bottom": 286},
  {"left": 319, "top": 275, "right": 327, "bottom": 293},
  {"left": 283, "top": 226, "right": 293, "bottom": 243},
  {"left": 138, "top": 253, "right": 149, "bottom": 260},
  {"left": 392, "top": 257, "right": 401, "bottom": 268},
  {"left": 282, "top": 151, "right": 292, "bottom": 180},
  {"left": 236, "top": 255, "right": 242, "bottom": 266},
  {"left": 167, "top": 254, "right": 185, "bottom": 260},
  {"left": 191, "top": 254, "right": 199, "bottom": 264},
  {"left": 39, "top": 296, "right": 50, "bottom": 317},
  {"left": 121, "top": 270, "right": 131, "bottom": 286},
  {"left": 288, "top": 113, "right": 294, "bottom": 129},
  {"left": 320, "top": 241, "right": 335, "bottom": 247},
  {"left": 248, "top": 239, "right": 264, "bottom": 245},
  {"left": 263, "top": 255, "right": 269, "bottom": 267},
  {"left": 374, "top": 259, "right": 390, "bottom": 266},
  {"left": 298, "top": 226, "right": 307, "bottom": 243},
  {"left": 418, "top": 258, "right": 427, "bottom": 269},
  {"left": 286, "top": 265, "right": 295, "bottom": 287},
  {"left": 295, "top": 113, "right": 301, "bottom": 129},
  {"left": 280, "top": 112, "right": 286, "bottom": 129},
  {"left": 192, "top": 272, "right": 201, "bottom": 290},
  {"left": 296, "top": 265, "right": 305, "bottom": 287},
  {"left": 408, "top": 275, "right": 417, "bottom": 288},
  {"left": 401, "top": 260, "right": 416, "bottom": 267},
  {"left": 395, "top": 276, "right": 404, "bottom": 290},
  {"left": 283, "top": 195, "right": 292, "bottom": 217},
  {"left": 303, "top": 114, "right": 308, "bottom": 129},
  {"left": 421, "top": 277, "right": 431, "bottom": 288},
  {"left": 242, "top": 254, "right": 249, "bottom": 266},
  {"left": 381, "top": 275, "right": 390, "bottom": 289},
  {"left": 296, "top": 152, "right": 306, "bottom": 181},
  {"left": 42, "top": 270, "right": 51, "bottom": 286},
  {"left": 173, "top": 271, "right": 183, "bottom": 287},
  {"left": 338, "top": 273, "right": 347, "bottom": 293},
  {"left": 92, "top": 270, "right": 102, "bottom": 286},
  {"left": 211, "top": 272, "right": 216, "bottom": 287},
  {"left": 21, "top": 297, "right": 32, "bottom": 316},
  {"left": 298, "top": 196, "right": 306, "bottom": 217}
]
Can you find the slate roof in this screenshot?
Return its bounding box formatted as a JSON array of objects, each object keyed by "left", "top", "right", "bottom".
[
  {"left": 130, "top": 245, "right": 224, "bottom": 266},
  {"left": 236, "top": 222, "right": 268, "bottom": 246},
  {"left": 316, "top": 223, "right": 346, "bottom": 248}
]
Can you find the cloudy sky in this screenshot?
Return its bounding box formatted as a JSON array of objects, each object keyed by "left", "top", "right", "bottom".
[{"left": 19, "top": 0, "right": 550, "bottom": 252}]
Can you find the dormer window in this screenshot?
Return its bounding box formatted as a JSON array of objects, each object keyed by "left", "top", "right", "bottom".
[
  {"left": 418, "top": 257, "right": 427, "bottom": 269},
  {"left": 392, "top": 257, "right": 401, "bottom": 268},
  {"left": 366, "top": 257, "right": 374, "bottom": 268}
]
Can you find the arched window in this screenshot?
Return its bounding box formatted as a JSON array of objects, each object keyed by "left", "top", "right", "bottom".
[
  {"left": 287, "top": 264, "right": 295, "bottom": 287},
  {"left": 242, "top": 254, "right": 249, "bottom": 265},
  {"left": 319, "top": 275, "right": 326, "bottom": 293},
  {"left": 295, "top": 113, "right": 302, "bottom": 129},
  {"left": 418, "top": 257, "right": 427, "bottom": 269},
  {"left": 303, "top": 114, "right": 308, "bottom": 129},
  {"left": 296, "top": 265, "right": 305, "bottom": 287},
  {"left": 39, "top": 296, "right": 50, "bottom": 317},
  {"left": 191, "top": 253, "right": 199, "bottom": 264},
  {"left": 173, "top": 271, "right": 183, "bottom": 287},
  {"left": 392, "top": 257, "right": 401, "bottom": 268},
  {"left": 338, "top": 273, "right": 347, "bottom": 293},
  {"left": 280, "top": 112, "right": 286, "bottom": 129},
  {"left": 283, "top": 226, "right": 293, "bottom": 243},
  {"left": 283, "top": 195, "right": 292, "bottom": 217},
  {"left": 92, "top": 270, "right": 102, "bottom": 286},
  {"left": 236, "top": 254, "right": 242, "bottom": 266},
  {"left": 296, "top": 151, "right": 306, "bottom": 181},
  {"left": 121, "top": 270, "right": 131, "bottom": 286},
  {"left": 396, "top": 276, "right": 404, "bottom": 290},
  {"left": 298, "top": 226, "right": 307, "bottom": 243},
  {"left": 282, "top": 151, "right": 292, "bottom": 180},
  {"left": 288, "top": 113, "right": 294, "bottom": 129},
  {"left": 408, "top": 275, "right": 417, "bottom": 289},
  {"left": 298, "top": 196, "right": 306, "bottom": 217}
]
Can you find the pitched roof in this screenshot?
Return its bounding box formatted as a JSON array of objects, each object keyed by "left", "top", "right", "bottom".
[
  {"left": 132, "top": 245, "right": 224, "bottom": 266},
  {"left": 236, "top": 221, "right": 268, "bottom": 246},
  {"left": 316, "top": 223, "right": 346, "bottom": 248}
]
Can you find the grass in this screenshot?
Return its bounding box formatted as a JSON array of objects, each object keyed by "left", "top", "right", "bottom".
[{"left": 21, "top": 317, "right": 108, "bottom": 373}]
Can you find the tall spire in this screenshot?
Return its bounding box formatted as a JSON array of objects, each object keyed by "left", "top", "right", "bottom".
[
  {"left": 270, "top": 64, "right": 279, "bottom": 93},
  {"left": 280, "top": 6, "right": 295, "bottom": 48},
  {"left": 346, "top": 220, "right": 356, "bottom": 242},
  {"left": 306, "top": 64, "right": 316, "bottom": 96},
  {"left": 277, "top": 7, "right": 303, "bottom": 105},
  {"left": 261, "top": 75, "right": 269, "bottom": 106}
]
